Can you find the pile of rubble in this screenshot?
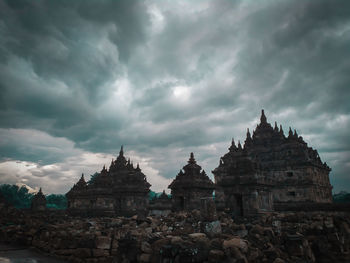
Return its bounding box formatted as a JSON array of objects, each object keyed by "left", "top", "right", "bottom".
[{"left": 0, "top": 205, "right": 349, "bottom": 263}]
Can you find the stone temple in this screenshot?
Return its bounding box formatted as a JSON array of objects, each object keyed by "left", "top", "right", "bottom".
[
  {"left": 66, "top": 146, "right": 151, "bottom": 216},
  {"left": 213, "top": 110, "right": 333, "bottom": 216},
  {"left": 31, "top": 188, "right": 47, "bottom": 212},
  {"left": 64, "top": 110, "right": 333, "bottom": 217},
  {"left": 168, "top": 153, "right": 215, "bottom": 211}
]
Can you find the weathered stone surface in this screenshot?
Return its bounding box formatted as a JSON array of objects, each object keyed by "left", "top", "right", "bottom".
[
  {"left": 139, "top": 253, "right": 151, "bottom": 262},
  {"left": 95, "top": 236, "right": 111, "bottom": 249},
  {"left": 208, "top": 249, "right": 225, "bottom": 262},
  {"left": 92, "top": 248, "right": 109, "bottom": 257},
  {"left": 31, "top": 188, "right": 46, "bottom": 212},
  {"left": 188, "top": 233, "right": 207, "bottom": 240},
  {"left": 203, "top": 220, "right": 222, "bottom": 237},
  {"left": 213, "top": 110, "right": 333, "bottom": 216},
  {"left": 74, "top": 248, "right": 91, "bottom": 258},
  {"left": 223, "top": 237, "right": 249, "bottom": 253},
  {"left": 273, "top": 258, "right": 285, "bottom": 263},
  {"left": 141, "top": 241, "right": 152, "bottom": 254},
  {"left": 200, "top": 197, "right": 218, "bottom": 221},
  {"left": 168, "top": 153, "right": 214, "bottom": 211},
  {"left": 0, "top": 205, "right": 349, "bottom": 263},
  {"left": 66, "top": 146, "right": 151, "bottom": 217}
]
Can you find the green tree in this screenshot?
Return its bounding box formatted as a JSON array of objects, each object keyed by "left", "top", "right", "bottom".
[
  {"left": 46, "top": 194, "right": 67, "bottom": 209},
  {"left": 88, "top": 172, "right": 100, "bottom": 184},
  {"left": 0, "top": 184, "right": 34, "bottom": 208}
]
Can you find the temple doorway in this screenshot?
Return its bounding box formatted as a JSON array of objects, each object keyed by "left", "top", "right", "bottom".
[
  {"left": 234, "top": 194, "right": 243, "bottom": 216},
  {"left": 179, "top": 197, "right": 185, "bottom": 210},
  {"left": 226, "top": 194, "right": 243, "bottom": 216}
]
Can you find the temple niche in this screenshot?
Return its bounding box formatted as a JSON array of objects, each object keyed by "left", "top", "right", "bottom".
[
  {"left": 66, "top": 146, "right": 151, "bottom": 217},
  {"left": 31, "top": 188, "right": 47, "bottom": 212},
  {"left": 213, "top": 110, "right": 333, "bottom": 216},
  {"left": 169, "top": 153, "right": 215, "bottom": 211}
]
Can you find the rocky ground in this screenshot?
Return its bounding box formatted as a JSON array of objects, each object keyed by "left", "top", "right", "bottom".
[
  {"left": 0, "top": 205, "right": 349, "bottom": 263},
  {"left": 0, "top": 243, "right": 67, "bottom": 263}
]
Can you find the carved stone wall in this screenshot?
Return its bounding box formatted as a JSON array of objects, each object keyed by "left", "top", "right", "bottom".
[
  {"left": 213, "top": 110, "right": 333, "bottom": 216},
  {"left": 169, "top": 153, "right": 215, "bottom": 211},
  {"left": 66, "top": 147, "right": 151, "bottom": 217}
]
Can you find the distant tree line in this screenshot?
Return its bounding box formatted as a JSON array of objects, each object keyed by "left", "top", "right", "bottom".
[
  {"left": 0, "top": 184, "right": 33, "bottom": 208},
  {"left": 0, "top": 183, "right": 168, "bottom": 209},
  {"left": 333, "top": 191, "right": 350, "bottom": 203},
  {"left": 0, "top": 184, "right": 67, "bottom": 209}
]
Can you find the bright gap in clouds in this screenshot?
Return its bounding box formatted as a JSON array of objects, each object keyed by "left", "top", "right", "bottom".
[{"left": 173, "top": 85, "right": 191, "bottom": 101}]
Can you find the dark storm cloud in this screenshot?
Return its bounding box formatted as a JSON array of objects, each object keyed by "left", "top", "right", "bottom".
[
  {"left": 0, "top": 0, "right": 349, "bottom": 193},
  {"left": 0, "top": 0, "right": 149, "bottom": 140}
]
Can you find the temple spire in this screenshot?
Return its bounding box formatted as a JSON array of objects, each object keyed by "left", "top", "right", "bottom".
[
  {"left": 294, "top": 129, "right": 298, "bottom": 138},
  {"left": 229, "top": 138, "right": 237, "bottom": 151},
  {"left": 244, "top": 128, "right": 252, "bottom": 148},
  {"left": 280, "top": 125, "right": 284, "bottom": 135},
  {"left": 288, "top": 127, "right": 293, "bottom": 137},
  {"left": 238, "top": 140, "right": 242, "bottom": 150},
  {"left": 247, "top": 128, "right": 251, "bottom": 139},
  {"left": 188, "top": 152, "right": 196, "bottom": 164},
  {"left": 76, "top": 173, "right": 86, "bottom": 187},
  {"left": 260, "top": 109, "right": 267, "bottom": 124},
  {"left": 136, "top": 163, "right": 141, "bottom": 171},
  {"left": 119, "top": 145, "right": 124, "bottom": 156},
  {"left": 274, "top": 121, "right": 278, "bottom": 132}
]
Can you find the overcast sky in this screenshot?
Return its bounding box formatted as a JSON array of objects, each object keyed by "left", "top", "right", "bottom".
[{"left": 0, "top": 0, "right": 349, "bottom": 194}]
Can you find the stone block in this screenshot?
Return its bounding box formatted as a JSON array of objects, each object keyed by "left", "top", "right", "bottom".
[
  {"left": 74, "top": 248, "right": 91, "bottom": 258},
  {"left": 141, "top": 241, "right": 152, "bottom": 254},
  {"left": 204, "top": 220, "right": 222, "bottom": 237},
  {"left": 208, "top": 249, "right": 225, "bottom": 263},
  {"left": 92, "top": 248, "right": 109, "bottom": 257},
  {"left": 223, "top": 237, "right": 248, "bottom": 253},
  {"left": 95, "top": 236, "right": 111, "bottom": 249},
  {"left": 139, "top": 253, "right": 151, "bottom": 262}
]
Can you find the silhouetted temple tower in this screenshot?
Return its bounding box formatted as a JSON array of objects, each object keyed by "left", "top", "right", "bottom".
[
  {"left": 66, "top": 146, "right": 151, "bottom": 217},
  {"left": 31, "top": 188, "right": 47, "bottom": 212},
  {"left": 169, "top": 153, "right": 214, "bottom": 211},
  {"left": 213, "top": 110, "right": 332, "bottom": 216}
]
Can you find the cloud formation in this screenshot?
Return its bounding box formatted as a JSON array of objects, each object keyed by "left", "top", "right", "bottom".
[{"left": 0, "top": 0, "right": 349, "bottom": 193}]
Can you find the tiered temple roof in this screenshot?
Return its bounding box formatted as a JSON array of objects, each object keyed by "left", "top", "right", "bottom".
[
  {"left": 213, "top": 110, "right": 332, "bottom": 213},
  {"left": 215, "top": 110, "right": 330, "bottom": 174},
  {"left": 66, "top": 146, "right": 151, "bottom": 216},
  {"left": 169, "top": 153, "right": 214, "bottom": 191}
]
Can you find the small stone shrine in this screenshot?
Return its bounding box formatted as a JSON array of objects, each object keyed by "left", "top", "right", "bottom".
[
  {"left": 168, "top": 153, "right": 215, "bottom": 211},
  {"left": 66, "top": 146, "right": 151, "bottom": 216},
  {"left": 31, "top": 188, "right": 47, "bottom": 211}
]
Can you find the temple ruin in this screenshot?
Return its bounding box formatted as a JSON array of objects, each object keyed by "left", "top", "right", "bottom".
[
  {"left": 64, "top": 110, "right": 333, "bottom": 217},
  {"left": 168, "top": 153, "right": 215, "bottom": 211},
  {"left": 213, "top": 110, "right": 333, "bottom": 216},
  {"left": 31, "top": 188, "right": 47, "bottom": 212},
  {"left": 66, "top": 146, "right": 151, "bottom": 216}
]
